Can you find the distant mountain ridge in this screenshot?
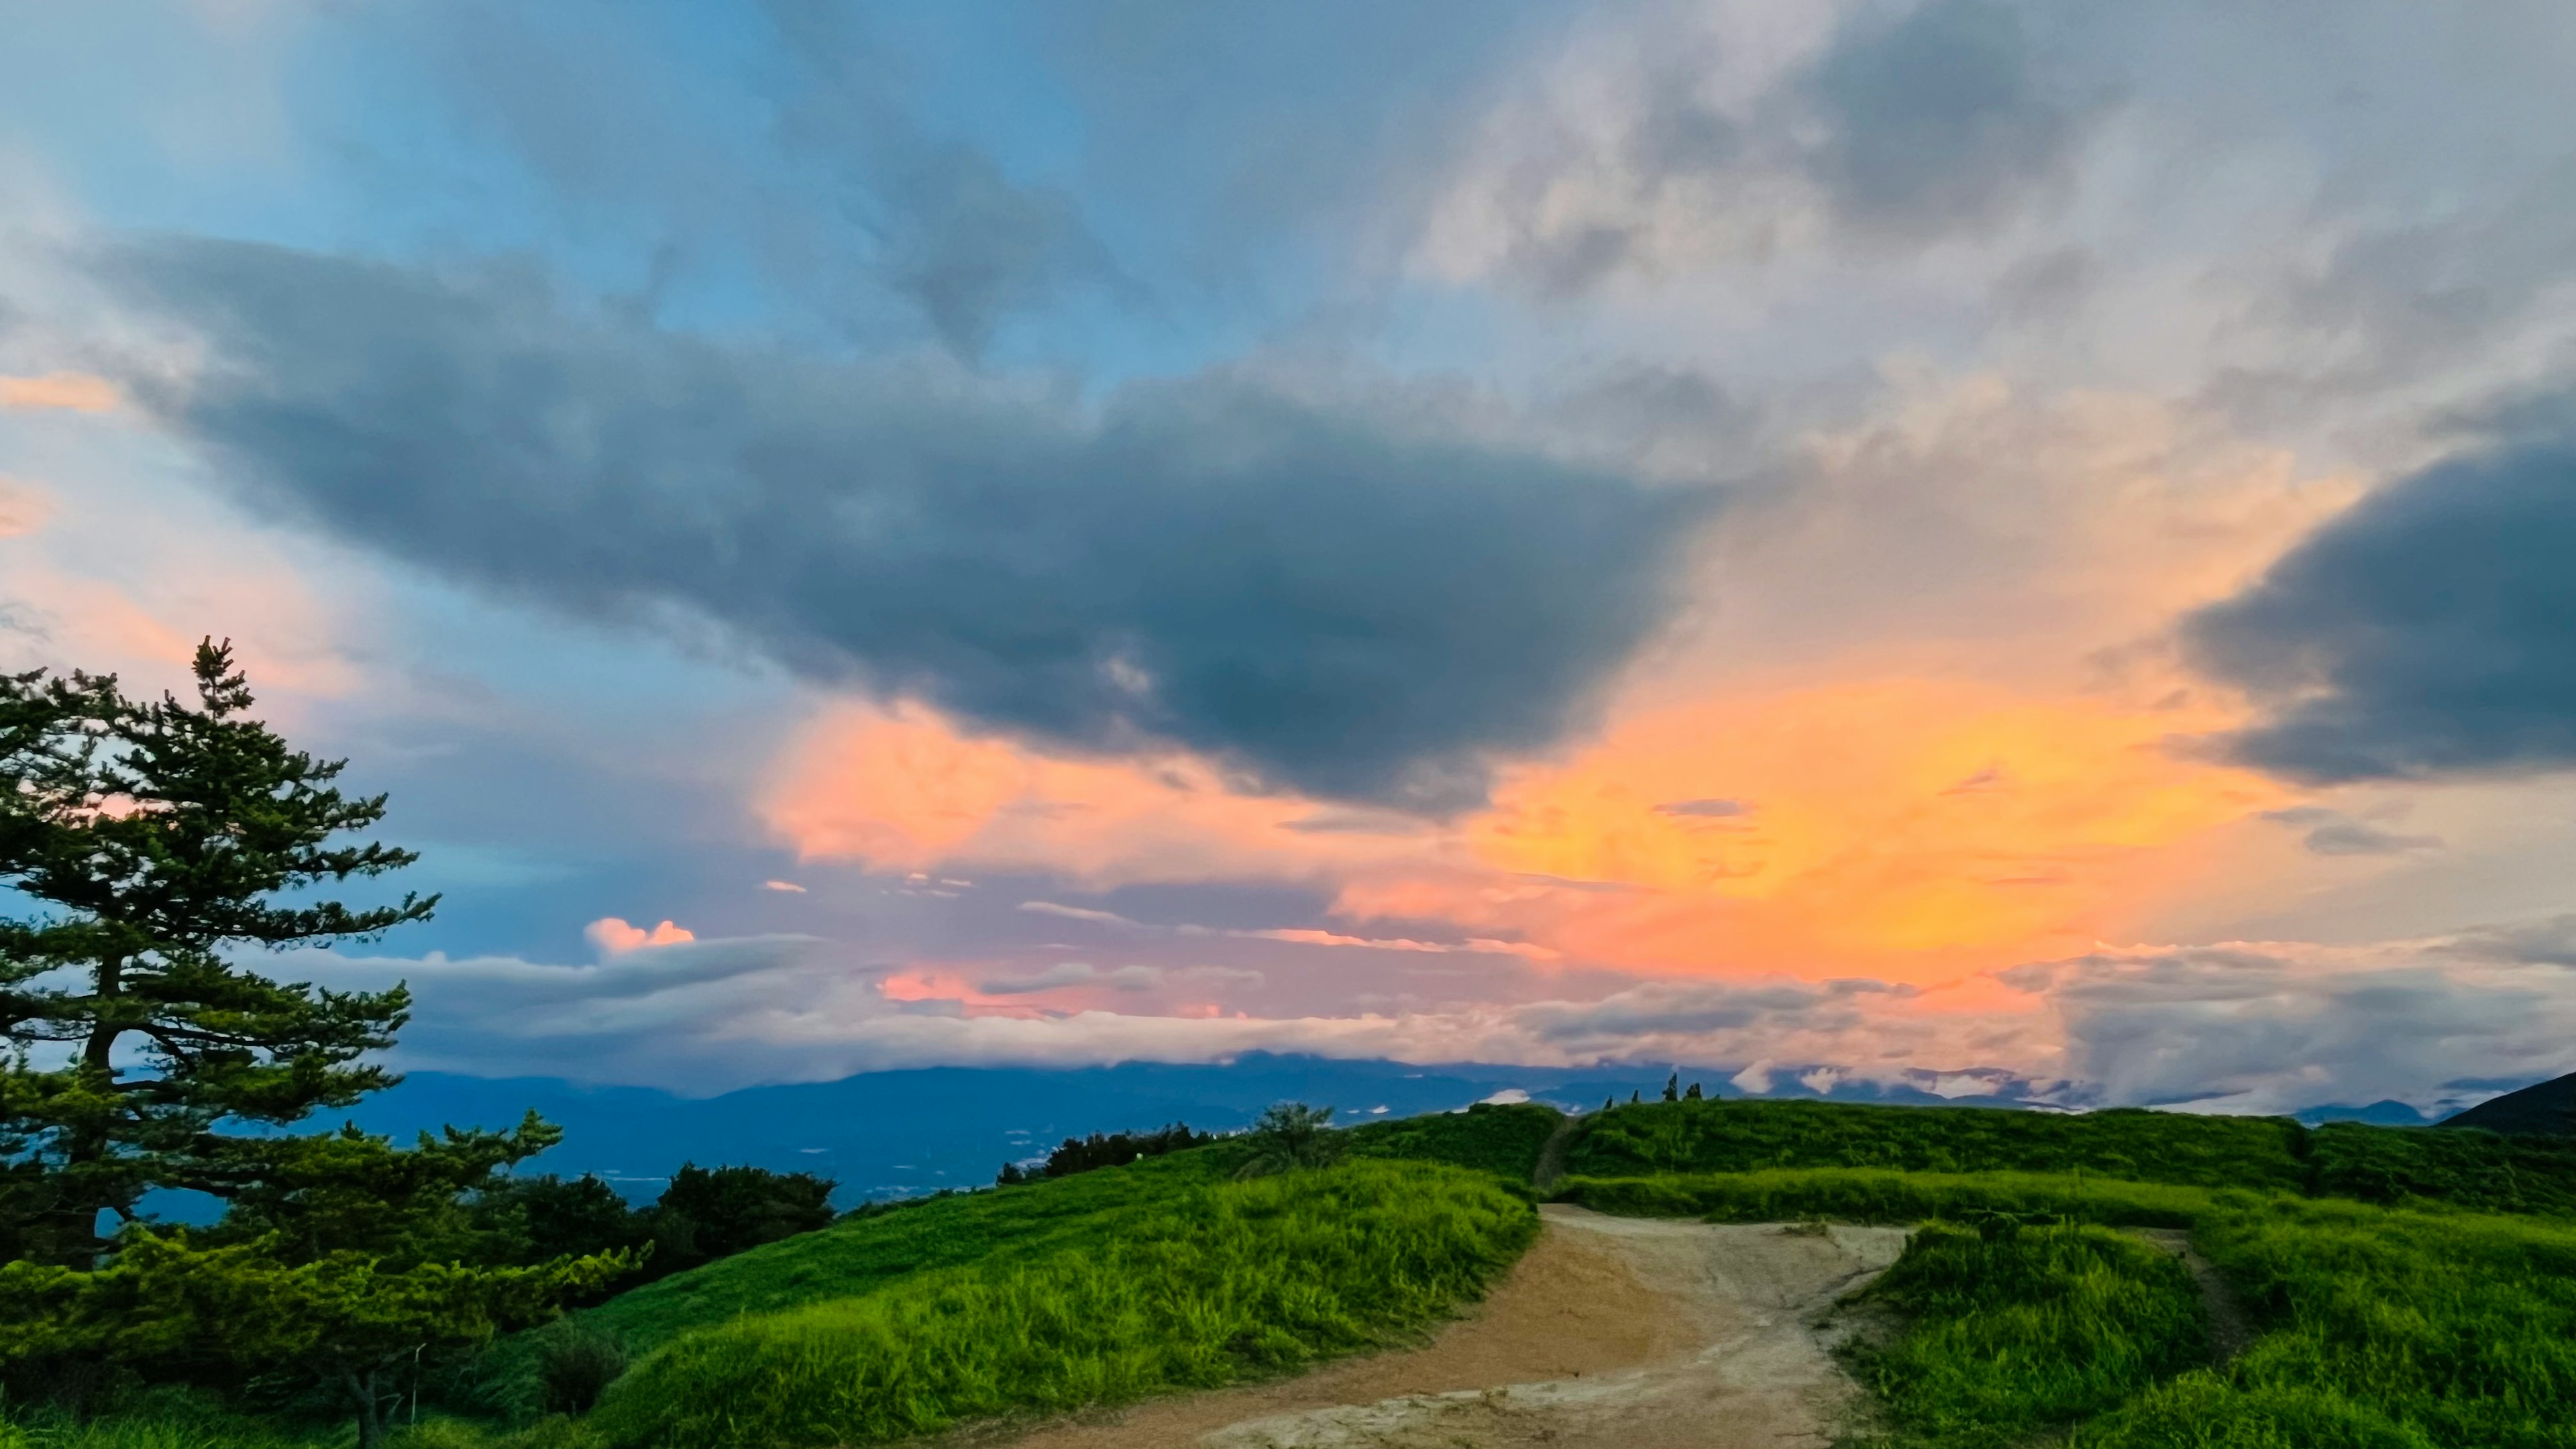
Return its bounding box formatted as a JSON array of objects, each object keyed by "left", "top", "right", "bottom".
[
  {"left": 344, "top": 1055, "right": 2049, "bottom": 1204},
  {"left": 2438, "top": 1071, "right": 2576, "bottom": 1136}
]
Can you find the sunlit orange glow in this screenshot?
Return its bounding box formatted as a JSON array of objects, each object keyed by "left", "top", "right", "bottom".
[
  {"left": 1415, "top": 678, "right": 2289, "bottom": 977},
  {"left": 0, "top": 373, "right": 119, "bottom": 413},
  {"left": 761, "top": 702, "right": 1436, "bottom": 885},
  {"left": 767, "top": 678, "right": 2290, "bottom": 985}
]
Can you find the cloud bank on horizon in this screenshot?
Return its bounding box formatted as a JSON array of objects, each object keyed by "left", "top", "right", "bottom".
[{"left": 6, "top": 1, "right": 2576, "bottom": 1117}]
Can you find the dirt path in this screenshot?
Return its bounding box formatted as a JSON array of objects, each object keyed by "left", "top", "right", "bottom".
[
  {"left": 971, "top": 1207, "right": 1909, "bottom": 1449},
  {"left": 2133, "top": 1228, "right": 2257, "bottom": 1364}
]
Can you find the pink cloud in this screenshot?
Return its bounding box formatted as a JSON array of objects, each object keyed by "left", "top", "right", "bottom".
[{"left": 586, "top": 916, "right": 698, "bottom": 954}]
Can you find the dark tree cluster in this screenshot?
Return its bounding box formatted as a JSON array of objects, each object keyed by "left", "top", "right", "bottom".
[
  {"left": 996, "top": 1122, "right": 1214, "bottom": 1185},
  {"left": 471, "top": 1163, "right": 837, "bottom": 1297}
]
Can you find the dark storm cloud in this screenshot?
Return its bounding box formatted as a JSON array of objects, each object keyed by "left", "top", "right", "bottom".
[
  {"left": 2185, "top": 440, "right": 2576, "bottom": 783},
  {"left": 105, "top": 237, "right": 1713, "bottom": 810},
  {"left": 1803, "top": 0, "right": 2096, "bottom": 237}
]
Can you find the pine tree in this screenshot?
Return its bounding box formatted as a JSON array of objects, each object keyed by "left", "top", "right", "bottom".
[
  {"left": 1629, "top": 1089, "right": 1641, "bottom": 1104},
  {"left": 0, "top": 641, "right": 435, "bottom": 1265},
  {"left": 1685, "top": 1081, "right": 1703, "bottom": 1101},
  {"left": 1662, "top": 1072, "right": 1678, "bottom": 1102}
]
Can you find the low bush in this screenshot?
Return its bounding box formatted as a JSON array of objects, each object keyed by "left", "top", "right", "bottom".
[{"left": 586, "top": 1160, "right": 1536, "bottom": 1449}]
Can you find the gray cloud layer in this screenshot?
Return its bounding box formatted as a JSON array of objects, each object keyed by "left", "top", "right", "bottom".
[
  {"left": 104, "top": 237, "right": 1712, "bottom": 810},
  {"left": 2187, "top": 439, "right": 2576, "bottom": 783}
]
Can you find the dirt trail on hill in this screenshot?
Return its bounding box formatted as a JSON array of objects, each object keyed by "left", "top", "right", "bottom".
[{"left": 972, "top": 1206, "right": 1909, "bottom": 1449}]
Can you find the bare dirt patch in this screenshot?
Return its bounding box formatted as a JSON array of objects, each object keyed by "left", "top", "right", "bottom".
[{"left": 969, "top": 1205, "right": 1909, "bottom": 1449}]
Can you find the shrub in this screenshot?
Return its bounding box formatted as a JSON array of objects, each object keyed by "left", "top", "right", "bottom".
[
  {"left": 1232, "top": 1103, "right": 1344, "bottom": 1179},
  {"left": 529, "top": 1324, "right": 625, "bottom": 1417}
]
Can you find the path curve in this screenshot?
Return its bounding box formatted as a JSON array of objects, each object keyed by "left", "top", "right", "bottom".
[{"left": 969, "top": 1206, "right": 1909, "bottom": 1449}]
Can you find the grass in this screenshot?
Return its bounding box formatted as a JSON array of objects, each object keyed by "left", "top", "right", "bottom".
[
  {"left": 2077, "top": 1199, "right": 2576, "bottom": 1448},
  {"left": 1558, "top": 1167, "right": 2219, "bottom": 1227},
  {"left": 559, "top": 1100, "right": 1555, "bottom": 1360},
  {"left": 1342, "top": 1100, "right": 1562, "bottom": 1182},
  {"left": 585, "top": 1160, "right": 1536, "bottom": 1449},
  {"left": 2302, "top": 1120, "right": 2576, "bottom": 1217},
  {"left": 570, "top": 1145, "right": 1244, "bottom": 1357},
  {"left": 1568, "top": 1099, "right": 2309, "bottom": 1191},
  {"left": 1845, "top": 1220, "right": 2207, "bottom": 1449}
]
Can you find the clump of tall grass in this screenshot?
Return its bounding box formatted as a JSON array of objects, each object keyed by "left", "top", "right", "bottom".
[
  {"left": 1557, "top": 1168, "right": 2216, "bottom": 1226},
  {"left": 1847, "top": 1219, "right": 2207, "bottom": 1449},
  {"left": 588, "top": 1161, "right": 1535, "bottom": 1449}
]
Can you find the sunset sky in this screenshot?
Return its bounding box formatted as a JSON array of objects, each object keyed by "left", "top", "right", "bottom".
[{"left": 7, "top": 2, "right": 2576, "bottom": 1115}]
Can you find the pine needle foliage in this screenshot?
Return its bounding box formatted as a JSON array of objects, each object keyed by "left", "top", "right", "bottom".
[{"left": 0, "top": 641, "right": 434, "bottom": 1264}]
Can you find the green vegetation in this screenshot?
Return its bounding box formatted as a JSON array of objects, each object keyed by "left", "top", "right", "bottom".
[
  {"left": 1568, "top": 1099, "right": 2307, "bottom": 1191},
  {"left": 1558, "top": 1167, "right": 2214, "bottom": 1227},
  {"left": 0, "top": 645, "right": 614, "bottom": 1446},
  {"left": 1345, "top": 1100, "right": 1561, "bottom": 1182},
  {"left": 996, "top": 1122, "right": 1212, "bottom": 1185},
  {"left": 2078, "top": 1199, "right": 2576, "bottom": 1448},
  {"left": 1568, "top": 1097, "right": 2576, "bottom": 1218},
  {"left": 2303, "top": 1119, "right": 2576, "bottom": 1216},
  {"left": 589, "top": 1161, "right": 1535, "bottom": 1449},
  {"left": 1849, "top": 1220, "right": 2206, "bottom": 1449},
  {"left": 1555, "top": 1097, "right": 2576, "bottom": 1448},
  {"left": 567, "top": 1146, "right": 1242, "bottom": 1357}
]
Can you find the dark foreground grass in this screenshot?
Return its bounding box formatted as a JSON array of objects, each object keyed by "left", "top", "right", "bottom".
[
  {"left": 1847, "top": 1220, "right": 2206, "bottom": 1449},
  {"left": 586, "top": 1160, "right": 1535, "bottom": 1449}
]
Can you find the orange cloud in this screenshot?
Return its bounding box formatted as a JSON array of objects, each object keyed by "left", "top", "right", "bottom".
[
  {"left": 1326, "top": 678, "right": 2288, "bottom": 982},
  {"left": 762, "top": 678, "right": 2286, "bottom": 987},
  {"left": 761, "top": 701, "right": 1438, "bottom": 886},
  {"left": 586, "top": 917, "right": 697, "bottom": 953},
  {"left": 0, "top": 373, "right": 119, "bottom": 413}
]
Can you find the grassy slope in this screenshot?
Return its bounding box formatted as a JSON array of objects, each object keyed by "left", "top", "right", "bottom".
[
  {"left": 574, "top": 1099, "right": 1559, "bottom": 1356},
  {"left": 590, "top": 1160, "right": 1536, "bottom": 1449}
]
